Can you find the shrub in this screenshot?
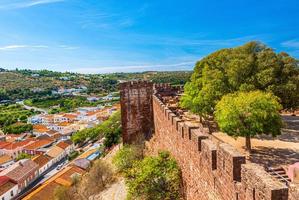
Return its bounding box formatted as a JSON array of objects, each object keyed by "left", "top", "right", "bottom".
[
  {"left": 112, "top": 145, "right": 143, "bottom": 173},
  {"left": 126, "top": 151, "right": 181, "bottom": 200}
]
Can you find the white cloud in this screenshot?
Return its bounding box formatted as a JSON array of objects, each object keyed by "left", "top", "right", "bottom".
[
  {"left": 0, "top": 45, "right": 48, "bottom": 51},
  {"left": 0, "top": 0, "right": 65, "bottom": 10},
  {"left": 59, "top": 45, "right": 79, "bottom": 50},
  {"left": 281, "top": 40, "right": 299, "bottom": 48},
  {"left": 72, "top": 61, "right": 195, "bottom": 74},
  {"left": 0, "top": 44, "right": 79, "bottom": 51}
]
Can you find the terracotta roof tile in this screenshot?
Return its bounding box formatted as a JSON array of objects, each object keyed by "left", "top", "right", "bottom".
[
  {"left": 46, "top": 146, "right": 64, "bottom": 158},
  {"left": 0, "top": 155, "right": 13, "bottom": 165},
  {"left": 2, "top": 139, "right": 35, "bottom": 150},
  {"left": 23, "top": 166, "right": 85, "bottom": 200},
  {"left": 0, "top": 159, "right": 39, "bottom": 182},
  {"left": 0, "top": 141, "right": 11, "bottom": 149},
  {"left": 32, "top": 155, "right": 52, "bottom": 168},
  {"left": 24, "top": 139, "right": 54, "bottom": 150},
  {"left": 56, "top": 142, "right": 70, "bottom": 150},
  {"left": 0, "top": 176, "right": 17, "bottom": 196}
]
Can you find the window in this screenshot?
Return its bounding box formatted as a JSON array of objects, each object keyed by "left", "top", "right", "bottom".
[
  {"left": 11, "top": 190, "right": 14, "bottom": 197},
  {"left": 2, "top": 197, "right": 5, "bottom": 200}
]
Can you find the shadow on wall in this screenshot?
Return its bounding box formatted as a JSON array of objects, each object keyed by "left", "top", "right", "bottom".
[{"left": 250, "top": 147, "right": 299, "bottom": 167}]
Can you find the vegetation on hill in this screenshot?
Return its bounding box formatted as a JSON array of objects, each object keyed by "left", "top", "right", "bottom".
[
  {"left": 1, "top": 68, "right": 191, "bottom": 102},
  {"left": 71, "top": 111, "right": 121, "bottom": 147},
  {"left": 215, "top": 91, "right": 282, "bottom": 151},
  {"left": 181, "top": 41, "right": 299, "bottom": 117},
  {"left": 24, "top": 96, "right": 118, "bottom": 114},
  {"left": 113, "top": 146, "right": 181, "bottom": 200},
  {"left": 0, "top": 104, "right": 37, "bottom": 133}
]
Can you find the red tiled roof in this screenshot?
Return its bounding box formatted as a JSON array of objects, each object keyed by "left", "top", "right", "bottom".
[
  {"left": 56, "top": 142, "right": 70, "bottom": 150},
  {"left": 0, "top": 159, "right": 39, "bottom": 182},
  {"left": 0, "top": 141, "right": 11, "bottom": 149},
  {"left": 33, "top": 125, "right": 49, "bottom": 132},
  {"left": 62, "top": 114, "right": 78, "bottom": 119},
  {"left": 32, "top": 155, "right": 52, "bottom": 168},
  {"left": 24, "top": 139, "right": 53, "bottom": 150},
  {"left": 0, "top": 176, "right": 10, "bottom": 185},
  {"left": 0, "top": 176, "right": 17, "bottom": 196},
  {"left": 57, "top": 122, "right": 71, "bottom": 126},
  {"left": 2, "top": 139, "right": 35, "bottom": 150}
]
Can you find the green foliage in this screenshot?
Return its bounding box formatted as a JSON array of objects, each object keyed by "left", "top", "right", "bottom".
[
  {"left": 215, "top": 91, "right": 282, "bottom": 143},
  {"left": 181, "top": 41, "right": 299, "bottom": 116},
  {"left": 125, "top": 151, "right": 181, "bottom": 200},
  {"left": 25, "top": 96, "right": 118, "bottom": 113},
  {"left": 3, "top": 123, "right": 33, "bottom": 134},
  {"left": 68, "top": 151, "right": 79, "bottom": 161},
  {"left": 112, "top": 145, "right": 143, "bottom": 173},
  {"left": 0, "top": 104, "right": 36, "bottom": 132},
  {"left": 16, "top": 153, "right": 32, "bottom": 161},
  {"left": 71, "top": 111, "right": 121, "bottom": 147}
]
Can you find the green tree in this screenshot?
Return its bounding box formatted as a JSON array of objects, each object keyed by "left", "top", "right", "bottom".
[
  {"left": 181, "top": 41, "right": 299, "bottom": 117},
  {"left": 215, "top": 91, "right": 282, "bottom": 152},
  {"left": 16, "top": 153, "right": 31, "bottom": 161},
  {"left": 126, "top": 151, "right": 181, "bottom": 200},
  {"left": 112, "top": 145, "right": 143, "bottom": 173}
]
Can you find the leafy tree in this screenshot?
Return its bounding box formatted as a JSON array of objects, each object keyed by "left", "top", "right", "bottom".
[
  {"left": 181, "top": 41, "right": 299, "bottom": 117},
  {"left": 71, "top": 111, "right": 121, "bottom": 147},
  {"left": 126, "top": 151, "right": 181, "bottom": 200},
  {"left": 215, "top": 91, "right": 282, "bottom": 152},
  {"left": 16, "top": 153, "right": 31, "bottom": 161},
  {"left": 112, "top": 145, "right": 143, "bottom": 173},
  {"left": 3, "top": 123, "right": 33, "bottom": 134}
]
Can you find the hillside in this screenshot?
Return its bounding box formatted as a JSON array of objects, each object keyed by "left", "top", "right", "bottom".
[{"left": 0, "top": 69, "right": 192, "bottom": 101}]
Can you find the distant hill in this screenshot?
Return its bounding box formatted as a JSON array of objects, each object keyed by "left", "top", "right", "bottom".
[{"left": 0, "top": 68, "right": 192, "bottom": 101}]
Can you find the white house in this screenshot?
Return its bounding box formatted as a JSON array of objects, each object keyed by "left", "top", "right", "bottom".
[{"left": 0, "top": 176, "right": 18, "bottom": 200}]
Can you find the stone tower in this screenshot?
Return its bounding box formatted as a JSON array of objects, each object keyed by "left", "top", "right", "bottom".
[{"left": 120, "top": 81, "right": 154, "bottom": 144}]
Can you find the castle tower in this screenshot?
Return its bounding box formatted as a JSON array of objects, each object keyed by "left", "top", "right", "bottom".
[{"left": 120, "top": 81, "right": 154, "bottom": 144}]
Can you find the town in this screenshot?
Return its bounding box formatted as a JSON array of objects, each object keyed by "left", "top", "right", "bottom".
[{"left": 0, "top": 97, "right": 120, "bottom": 200}]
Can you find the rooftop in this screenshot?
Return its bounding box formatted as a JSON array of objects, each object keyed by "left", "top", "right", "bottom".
[
  {"left": 0, "top": 159, "right": 39, "bottom": 182},
  {"left": 0, "top": 176, "right": 17, "bottom": 196},
  {"left": 32, "top": 155, "right": 52, "bottom": 168},
  {"left": 23, "top": 165, "right": 85, "bottom": 200},
  {"left": 24, "top": 139, "right": 54, "bottom": 150},
  {"left": 2, "top": 139, "right": 35, "bottom": 150},
  {"left": 33, "top": 125, "right": 49, "bottom": 133},
  {"left": 0, "top": 155, "right": 13, "bottom": 165},
  {"left": 46, "top": 146, "right": 64, "bottom": 158},
  {"left": 56, "top": 141, "right": 70, "bottom": 150}
]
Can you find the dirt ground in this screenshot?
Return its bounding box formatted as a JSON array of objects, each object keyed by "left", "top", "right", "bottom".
[
  {"left": 213, "top": 115, "right": 299, "bottom": 168},
  {"left": 89, "top": 144, "right": 127, "bottom": 200}
]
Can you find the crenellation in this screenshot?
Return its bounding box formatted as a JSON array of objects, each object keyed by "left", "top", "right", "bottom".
[
  {"left": 121, "top": 81, "right": 295, "bottom": 200},
  {"left": 202, "top": 140, "right": 217, "bottom": 170},
  {"left": 241, "top": 163, "right": 289, "bottom": 200}
]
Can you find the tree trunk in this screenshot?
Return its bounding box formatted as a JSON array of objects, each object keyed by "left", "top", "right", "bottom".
[{"left": 245, "top": 135, "right": 251, "bottom": 152}]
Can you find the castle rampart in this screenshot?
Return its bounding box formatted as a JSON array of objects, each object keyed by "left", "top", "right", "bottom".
[{"left": 120, "top": 81, "right": 299, "bottom": 200}]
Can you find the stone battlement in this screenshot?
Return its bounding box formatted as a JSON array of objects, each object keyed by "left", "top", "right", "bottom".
[{"left": 120, "top": 81, "right": 299, "bottom": 200}]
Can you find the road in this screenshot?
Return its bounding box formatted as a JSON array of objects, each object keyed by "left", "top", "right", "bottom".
[{"left": 17, "top": 100, "right": 48, "bottom": 114}]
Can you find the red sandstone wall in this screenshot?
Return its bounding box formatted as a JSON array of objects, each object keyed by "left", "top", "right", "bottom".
[
  {"left": 120, "top": 81, "right": 153, "bottom": 144},
  {"left": 146, "top": 95, "right": 290, "bottom": 200}
]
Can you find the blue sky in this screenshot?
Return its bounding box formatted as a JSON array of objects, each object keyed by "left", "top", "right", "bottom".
[{"left": 0, "top": 0, "right": 298, "bottom": 73}]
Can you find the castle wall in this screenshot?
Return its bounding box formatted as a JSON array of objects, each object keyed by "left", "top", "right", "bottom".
[
  {"left": 120, "top": 81, "right": 298, "bottom": 200},
  {"left": 146, "top": 95, "right": 289, "bottom": 200}
]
